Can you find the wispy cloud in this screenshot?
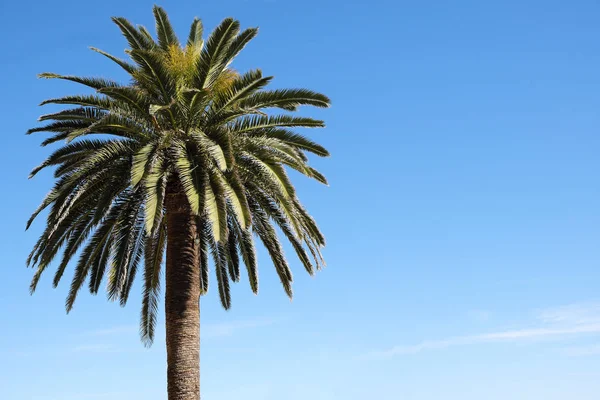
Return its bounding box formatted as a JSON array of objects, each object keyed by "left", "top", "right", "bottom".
[
  {"left": 538, "top": 302, "right": 600, "bottom": 326},
  {"left": 370, "top": 302, "right": 600, "bottom": 358}
]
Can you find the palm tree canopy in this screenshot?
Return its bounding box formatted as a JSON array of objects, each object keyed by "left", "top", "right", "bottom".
[{"left": 26, "top": 6, "right": 330, "bottom": 346}]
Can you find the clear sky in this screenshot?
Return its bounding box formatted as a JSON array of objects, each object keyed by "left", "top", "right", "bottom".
[{"left": 1, "top": 0, "right": 600, "bottom": 399}]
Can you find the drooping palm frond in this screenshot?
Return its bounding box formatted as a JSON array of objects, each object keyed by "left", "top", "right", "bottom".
[{"left": 26, "top": 6, "right": 330, "bottom": 345}]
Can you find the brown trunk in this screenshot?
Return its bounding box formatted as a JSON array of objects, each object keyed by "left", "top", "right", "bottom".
[{"left": 165, "top": 188, "right": 201, "bottom": 400}]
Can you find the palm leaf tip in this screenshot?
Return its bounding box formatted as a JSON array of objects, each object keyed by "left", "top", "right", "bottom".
[
  {"left": 153, "top": 5, "right": 180, "bottom": 50},
  {"left": 38, "top": 72, "right": 60, "bottom": 79}
]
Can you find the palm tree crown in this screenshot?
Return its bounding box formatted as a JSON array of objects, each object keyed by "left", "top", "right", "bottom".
[{"left": 27, "top": 6, "right": 330, "bottom": 345}]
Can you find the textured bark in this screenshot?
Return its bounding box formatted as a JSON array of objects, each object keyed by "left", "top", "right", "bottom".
[{"left": 165, "top": 188, "right": 201, "bottom": 400}]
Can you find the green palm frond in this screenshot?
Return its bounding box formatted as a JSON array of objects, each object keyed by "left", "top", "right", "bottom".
[
  {"left": 246, "top": 128, "right": 330, "bottom": 156},
  {"left": 198, "top": 217, "right": 210, "bottom": 295},
  {"left": 226, "top": 221, "right": 241, "bottom": 282},
  {"left": 206, "top": 229, "right": 231, "bottom": 309},
  {"left": 223, "top": 27, "right": 258, "bottom": 68},
  {"left": 26, "top": 120, "right": 92, "bottom": 135},
  {"left": 128, "top": 49, "right": 176, "bottom": 102},
  {"left": 51, "top": 211, "right": 95, "bottom": 287},
  {"left": 131, "top": 141, "right": 158, "bottom": 187},
  {"left": 209, "top": 69, "right": 271, "bottom": 117},
  {"left": 249, "top": 199, "right": 293, "bottom": 298},
  {"left": 90, "top": 47, "right": 138, "bottom": 74},
  {"left": 239, "top": 89, "right": 330, "bottom": 111},
  {"left": 29, "top": 139, "right": 107, "bottom": 178},
  {"left": 38, "top": 73, "right": 120, "bottom": 90},
  {"left": 107, "top": 192, "right": 144, "bottom": 301},
  {"left": 67, "top": 205, "right": 121, "bottom": 310},
  {"left": 229, "top": 115, "right": 325, "bottom": 134},
  {"left": 138, "top": 26, "right": 156, "bottom": 45},
  {"left": 96, "top": 87, "right": 149, "bottom": 114},
  {"left": 233, "top": 221, "right": 258, "bottom": 293},
  {"left": 205, "top": 171, "right": 228, "bottom": 243},
  {"left": 38, "top": 107, "right": 107, "bottom": 122},
  {"left": 187, "top": 17, "right": 204, "bottom": 51},
  {"left": 143, "top": 157, "right": 167, "bottom": 234},
  {"left": 112, "top": 17, "right": 156, "bottom": 51},
  {"left": 39, "top": 94, "right": 114, "bottom": 109},
  {"left": 196, "top": 18, "right": 240, "bottom": 89},
  {"left": 141, "top": 220, "right": 166, "bottom": 345},
  {"left": 173, "top": 140, "right": 203, "bottom": 215},
  {"left": 153, "top": 6, "right": 180, "bottom": 50}
]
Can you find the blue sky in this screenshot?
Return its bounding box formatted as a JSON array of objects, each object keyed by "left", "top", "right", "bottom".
[{"left": 1, "top": 0, "right": 600, "bottom": 399}]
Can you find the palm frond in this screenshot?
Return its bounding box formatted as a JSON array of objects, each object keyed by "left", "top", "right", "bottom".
[
  {"left": 128, "top": 49, "right": 176, "bottom": 102},
  {"left": 187, "top": 17, "right": 204, "bottom": 52},
  {"left": 66, "top": 205, "right": 121, "bottom": 310},
  {"left": 153, "top": 5, "right": 180, "bottom": 50},
  {"left": 143, "top": 156, "right": 167, "bottom": 234},
  {"left": 250, "top": 199, "right": 293, "bottom": 298},
  {"left": 204, "top": 171, "right": 228, "bottom": 243},
  {"left": 226, "top": 219, "right": 241, "bottom": 282},
  {"left": 90, "top": 47, "right": 137, "bottom": 74},
  {"left": 131, "top": 141, "right": 158, "bottom": 187},
  {"left": 29, "top": 139, "right": 107, "bottom": 178},
  {"left": 112, "top": 17, "right": 156, "bottom": 50},
  {"left": 239, "top": 89, "right": 330, "bottom": 111},
  {"left": 198, "top": 217, "right": 210, "bottom": 295},
  {"left": 38, "top": 73, "right": 121, "bottom": 90},
  {"left": 140, "top": 219, "right": 166, "bottom": 346},
  {"left": 210, "top": 69, "right": 272, "bottom": 118},
  {"left": 107, "top": 192, "right": 144, "bottom": 301},
  {"left": 206, "top": 228, "right": 231, "bottom": 309},
  {"left": 39, "top": 94, "right": 113, "bottom": 109},
  {"left": 173, "top": 140, "right": 203, "bottom": 215},
  {"left": 229, "top": 115, "right": 324, "bottom": 134},
  {"left": 196, "top": 18, "right": 240, "bottom": 89},
  {"left": 247, "top": 128, "right": 329, "bottom": 157},
  {"left": 223, "top": 27, "right": 258, "bottom": 67},
  {"left": 233, "top": 221, "right": 258, "bottom": 293}
]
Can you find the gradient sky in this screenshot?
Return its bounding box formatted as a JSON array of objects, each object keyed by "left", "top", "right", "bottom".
[{"left": 2, "top": 0, "right": 600, "bottom": 399}]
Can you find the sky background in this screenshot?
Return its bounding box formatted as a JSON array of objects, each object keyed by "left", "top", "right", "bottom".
[{"left": 1, "top": 0, "right": 600, "bottom": 399}]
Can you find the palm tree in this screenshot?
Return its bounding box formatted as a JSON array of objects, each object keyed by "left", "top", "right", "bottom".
[{"left": 26, "top": 6, "right": 329, "bottom": 400}]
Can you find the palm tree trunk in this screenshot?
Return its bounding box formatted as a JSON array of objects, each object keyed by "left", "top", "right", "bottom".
[{"left": 165, "top": 189, "right": 201, "bottom": 400}]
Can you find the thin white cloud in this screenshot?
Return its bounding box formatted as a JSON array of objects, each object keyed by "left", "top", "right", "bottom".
[
  {"left": 538, "top": 302, "right": 600, "bottom": 326},
  {"left": 371, "top": 302, "right": 600, "bottom": 358}
]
